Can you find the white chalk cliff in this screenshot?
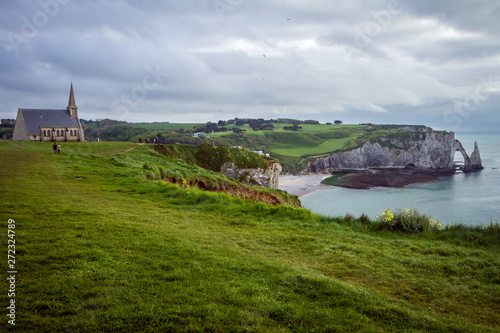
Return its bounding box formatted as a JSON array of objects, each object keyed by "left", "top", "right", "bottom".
[{"left": 307, "top": 130, "right": 482, "bottom": 173}]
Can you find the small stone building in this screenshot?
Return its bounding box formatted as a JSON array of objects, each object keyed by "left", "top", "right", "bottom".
[{"left": 13, "top": 84, "right": 85, "bottom": 142}]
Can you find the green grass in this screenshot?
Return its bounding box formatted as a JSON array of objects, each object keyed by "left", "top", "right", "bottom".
[
  {"left": 209, "top": 124, "right": 366, "bottom": 160},
  {"left": 270, "top": 131, "right": 364, "bottom": 157},
  {"left": 82, "top": 122, "right": 425, "bottom": 173},
  {"left": 1, "top": 141, "right": 499, "bottom": 332}
]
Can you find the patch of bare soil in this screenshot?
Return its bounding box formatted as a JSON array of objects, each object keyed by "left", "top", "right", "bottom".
[{"left": 162, "top": 177, "right": 281, "bottom": 206}]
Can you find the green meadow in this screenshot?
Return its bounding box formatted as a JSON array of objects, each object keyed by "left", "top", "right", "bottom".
[
  {"left": 209, "top": 124, "right": 366, "bottom": 157},
  {"left": 206, "top": 124, "right": 369, "bottom": 171},
  {"left": 125, "top": 122, "right": 368, "bottom": 160},
  {"left": 1, "top": 141, "right": 499, "bottom": 332},
  {"left": 80, "top": 122, "right": 428, "bottom": 172}
]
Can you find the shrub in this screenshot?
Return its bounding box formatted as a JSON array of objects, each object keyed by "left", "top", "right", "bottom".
[
  {"left": 343, "top": 213, "right": 354, "bottom": 221},
  {"left": 376, "top": 208, "right": 441, "bottom": 233}
]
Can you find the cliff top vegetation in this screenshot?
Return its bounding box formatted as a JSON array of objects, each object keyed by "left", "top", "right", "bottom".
[{"left": 80, "top": 119, "right": 433, "bottom": 172}]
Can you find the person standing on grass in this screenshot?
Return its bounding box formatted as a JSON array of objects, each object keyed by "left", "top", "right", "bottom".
[
  {"left": 57, "top": 144, "right": 61, "bottom": 154},
  {"left": 53, "top": 142, "right": 57, "bottom": 154}
]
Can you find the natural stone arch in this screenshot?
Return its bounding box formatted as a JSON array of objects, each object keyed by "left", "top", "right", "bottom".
[{"left": 454, "top": 140, "right": 472, "bottom": 171}]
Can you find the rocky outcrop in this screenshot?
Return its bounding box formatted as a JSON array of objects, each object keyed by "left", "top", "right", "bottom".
[
  {"left": 221, "top": 162, "right": 282, "bottom": 189},
  {"left": 307, "top": 130, "right": 483, "bottom": 173},
  {"left": 154, "top": 143, "right": 283, "bottom": 189},
  {"left": 454, "top": 140, "right": 484, "bottom": 172},
  {"left": 470, "top": 141, "right": 484, "bottom": 170}
]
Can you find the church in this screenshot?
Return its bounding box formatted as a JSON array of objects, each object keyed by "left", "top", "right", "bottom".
[{"left": 13, "top": 84, "right": 85, "bottom": 142}]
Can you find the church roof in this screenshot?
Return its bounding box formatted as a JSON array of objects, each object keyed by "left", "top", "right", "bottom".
[{"left": 20, "top": 109, "right": 81, "bottom": 134}]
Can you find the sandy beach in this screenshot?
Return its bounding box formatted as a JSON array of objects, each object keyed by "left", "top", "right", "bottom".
[{"left": 278, "top": 174, "right": 334, "bottom": 198}]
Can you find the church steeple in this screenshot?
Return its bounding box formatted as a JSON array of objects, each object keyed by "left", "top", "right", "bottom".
[{"left": 67, "top": 83, "right": 78, "bottom": 119}]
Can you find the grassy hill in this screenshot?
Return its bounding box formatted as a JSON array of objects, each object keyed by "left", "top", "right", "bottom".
[
  {"left": 2, "top": 141, "right": 498, "bottom": 332},
  {"left": 206, "top": 124, "right": 369, "bottom": 172},
  {"left": 83, "top": 121, "right": 436, "bottom": 172}
]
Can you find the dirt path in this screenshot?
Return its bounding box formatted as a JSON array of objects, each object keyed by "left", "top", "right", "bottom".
[
  {"left": 95, "top": 143, "right": 144, "bottom": 156},
  {"left": 108, "top": 144, "right": 143, "bottom": 156}
]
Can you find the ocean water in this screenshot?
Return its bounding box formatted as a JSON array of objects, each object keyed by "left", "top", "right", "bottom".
[{"left": 301, "top": 133, "right": 500, "bottom": 226}]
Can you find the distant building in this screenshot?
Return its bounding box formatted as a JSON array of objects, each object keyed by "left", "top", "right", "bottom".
[
  {"left": 13, "top": 84, "right": 85, "bottom": 142},
  {"left": 1, "top": 119, "right": 15, "bottom": 125},
  {"left": 192, "top": 132, "right": 206, "bottom": 138}
]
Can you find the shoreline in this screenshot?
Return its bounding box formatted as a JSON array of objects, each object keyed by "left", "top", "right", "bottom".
[
  {"left": 278, "top": 174, "right": 335, "bottom": 198},
  {"left": 279, "top": 170, "right": 447, "bottom": 198}
]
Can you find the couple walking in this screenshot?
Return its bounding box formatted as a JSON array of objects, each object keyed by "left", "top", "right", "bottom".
[{"left": 53, "top": 142, "right": 61, "bottom": 154}]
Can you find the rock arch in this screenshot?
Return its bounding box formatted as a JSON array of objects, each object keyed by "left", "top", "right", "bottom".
[{"left": 454, "top": 140, "right": 472, "bottom": 172}]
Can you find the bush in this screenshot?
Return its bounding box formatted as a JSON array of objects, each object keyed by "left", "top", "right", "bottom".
[{"left": 376, "top": 208, "right": 441, "bottom": 233}]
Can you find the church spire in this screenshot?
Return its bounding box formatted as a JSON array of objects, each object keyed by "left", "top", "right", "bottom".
[{"left": 67, "top": 83, "right": 78, "bottom": 119}]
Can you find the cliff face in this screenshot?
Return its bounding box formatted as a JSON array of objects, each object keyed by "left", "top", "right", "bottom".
[
  {"left": 154, "top": 143, "right": 283, "bottom": 189},
  {"left": 221, "top": 162, "right": 282, "bottom": 189},
  {"left": 307, "top": 130, "right": 482, "bottom": 173}
]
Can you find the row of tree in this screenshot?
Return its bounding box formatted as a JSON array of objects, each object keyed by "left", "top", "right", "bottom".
[{"left": 193, "top": 118, "right": 343, "bottom": 134}]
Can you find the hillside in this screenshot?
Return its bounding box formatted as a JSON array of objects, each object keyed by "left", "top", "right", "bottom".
[
  {"left": 82, "top": 119, "right": 435, "bottom": 172},
  {"left": 1, "top": 141, "right": 499, "bottom": 332}
]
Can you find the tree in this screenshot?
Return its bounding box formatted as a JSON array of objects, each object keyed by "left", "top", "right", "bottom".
[
  {"left": 334, "top": 120, "right": 343, "bottom": 125},
  {"left": 206, "top": 122, "right": 218, "bottom": 132},
  {"left": 283, "top": 124, "right": 302, "bottom": 131}
]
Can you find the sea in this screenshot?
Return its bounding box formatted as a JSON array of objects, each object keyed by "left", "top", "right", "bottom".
[{"left": 301, "top": 133, "right": 500, "bottom": 227}]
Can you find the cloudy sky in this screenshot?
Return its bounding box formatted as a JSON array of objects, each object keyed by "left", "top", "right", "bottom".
[{"left": 1, "top": 0, "right": 499, "bottom": 131}]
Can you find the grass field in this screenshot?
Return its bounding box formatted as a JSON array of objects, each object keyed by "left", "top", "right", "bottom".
[
  {"left": 270, "top": 131, "right": 364, "bottom": 157},
  {"left": 83, "top": 122, "right": 389, "bottom": 173},
  {"left": 208, "top": 124, "right": 368, "bottom": 160},
  {"left": 1, "top": 141, "right": 499, "bottom": 332}
]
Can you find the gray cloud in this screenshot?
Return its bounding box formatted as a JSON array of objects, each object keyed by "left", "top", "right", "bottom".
[{"left": 0, "top": 0, "right": 499, "bottom": 131}]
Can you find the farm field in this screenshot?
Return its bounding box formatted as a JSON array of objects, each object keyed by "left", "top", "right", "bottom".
[
  {"left": 1, "top": 141, "right": 498, "bottom": 332},
  {"left": 209, "top": 124, "right": 368, "bottom": 158},
  {"left": 269, "top": 130, "right": 364, "bottom": 157}
]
